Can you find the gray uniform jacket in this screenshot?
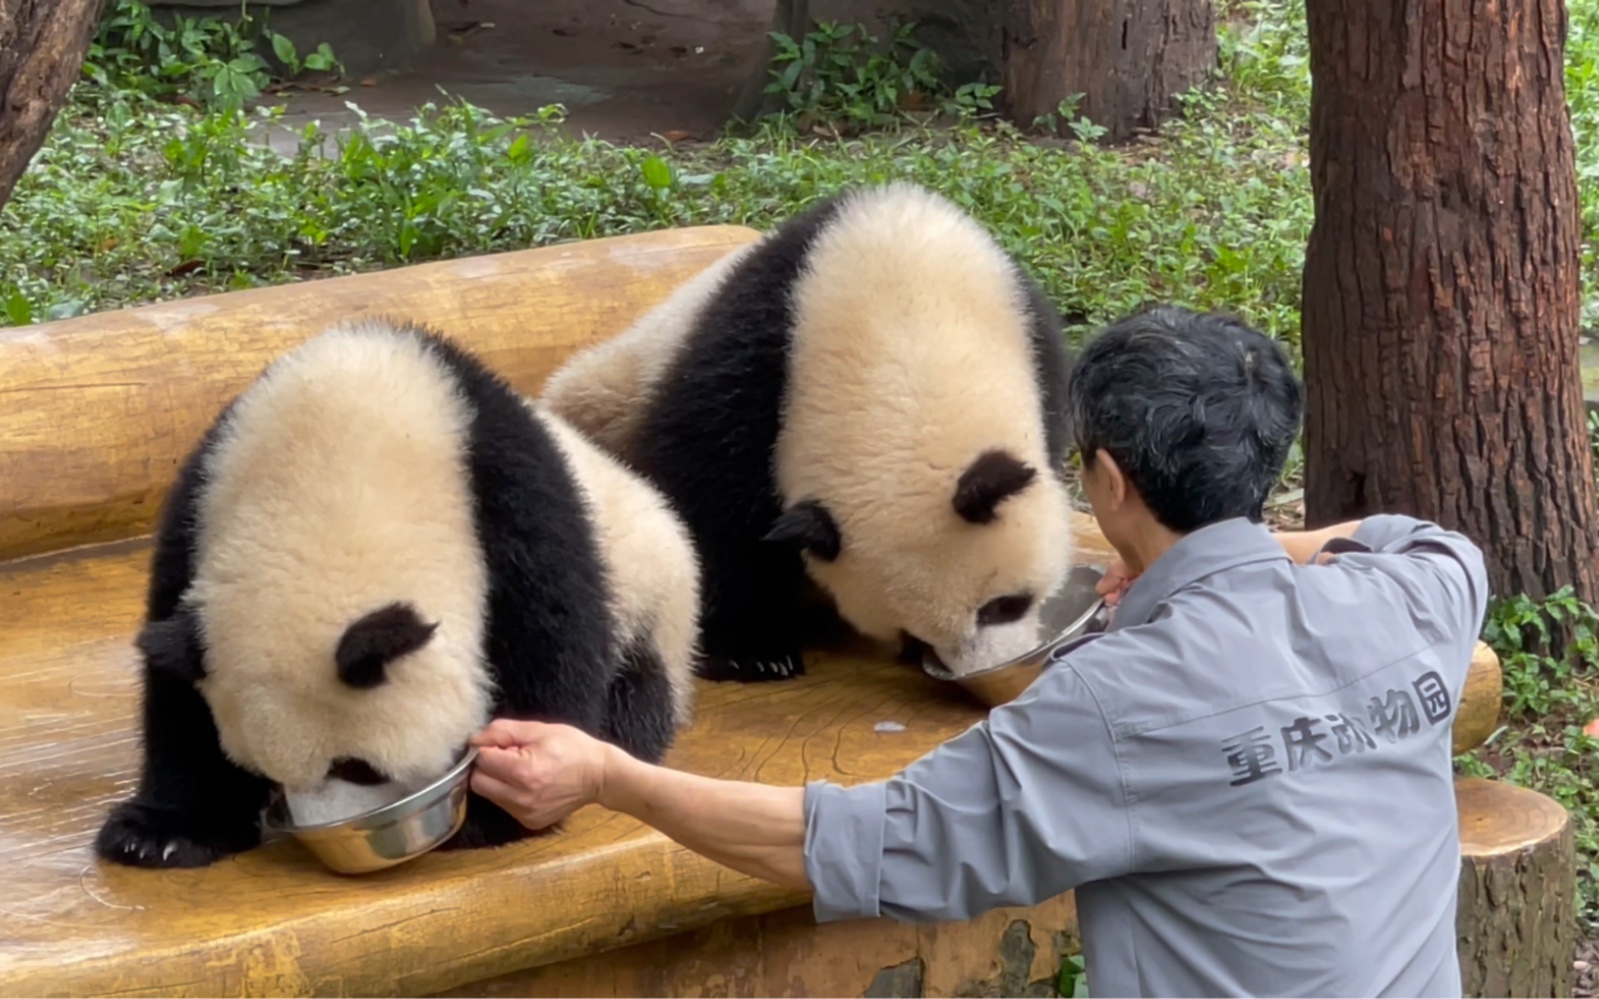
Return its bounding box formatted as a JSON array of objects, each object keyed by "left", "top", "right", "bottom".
[{"left": 802, "top": 514, "right": 1489, "bottom": 998}]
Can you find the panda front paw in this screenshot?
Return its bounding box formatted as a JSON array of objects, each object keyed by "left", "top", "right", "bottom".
[
  {"left": 696, "top": 650, "right": 806, "bottom": 683},
  {"left": 94, "top": 801, "right": 258, "bottom": 869}
]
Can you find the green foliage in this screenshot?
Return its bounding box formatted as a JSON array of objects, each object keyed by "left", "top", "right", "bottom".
[
  {"left": 1057, "top": 953, "right": 1090, "bottom": 998},
  {"left": 1215, "top": 0, "right": 1311, "bottom": 118},
  {"left": 760, "top": 21, "right": 1000, "bottom": 131},
  {"left": 1570, "top": 2, "right": 1599, "bottom": 328},
  {"left": 82, "top": 0, "right": 342, "bottom": 111},
  {"left": 1461, "top": 589, "right": 1599, "bottom": 928},
  {"left": 0, "top": 83, "right": 1315, "bottom": 339}
]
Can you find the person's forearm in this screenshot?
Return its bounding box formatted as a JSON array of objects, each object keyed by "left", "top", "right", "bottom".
[
  {"left": 1274, "top": 519, "right": 1365, "bottom": 564},
  {"left": 598, "top": 745, "right": 811, "bottom": 892}
]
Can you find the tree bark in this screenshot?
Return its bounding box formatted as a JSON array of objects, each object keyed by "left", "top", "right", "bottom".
[
  {"left": 1301, "top": 0, "right": 1599, "bottom": 605},
  {"left": 1000, "top": 0, "right": 1217, "bottom": 140},
  {"left": 0, "top": 0, "right": 106, "bottom": 214},
  {"left": 1454, "top": 778, "right": 1576, "bottom": 998},
  {"left": 750, "top": 0, "right": 1215, "bottom": 140}
]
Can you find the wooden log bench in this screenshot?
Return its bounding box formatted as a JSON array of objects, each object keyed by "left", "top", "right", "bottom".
[{"left": 0, "top": 224, "right": 1564, "bottom": 998}]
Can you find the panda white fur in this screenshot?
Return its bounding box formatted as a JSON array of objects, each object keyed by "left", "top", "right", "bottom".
[
  {"left": 541, "top": 182, "right": 1077, "bottom": 683},
  {"left": 95, "top": 319, "right": 700, "bottom": 868}
]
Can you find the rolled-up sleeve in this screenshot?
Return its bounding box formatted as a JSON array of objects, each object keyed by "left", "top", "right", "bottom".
[
  {"left": 802, "top": 663, "right": 1133, "bottom": 924},
  {"left": 1327, "top": 514, "right": 1491, "bottom": 642}
]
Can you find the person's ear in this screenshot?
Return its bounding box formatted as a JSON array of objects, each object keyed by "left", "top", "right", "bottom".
[{"left": 1096, "top": 448, "right": 1130, "bottom": 511}]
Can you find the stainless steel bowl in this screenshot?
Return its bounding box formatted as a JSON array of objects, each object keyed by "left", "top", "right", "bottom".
[
  {"left": 262, "top": 747, "right": 477, "bottom": 875},
  {"left": 922, "top": 563, "right": 1110, "bottom": 708}
]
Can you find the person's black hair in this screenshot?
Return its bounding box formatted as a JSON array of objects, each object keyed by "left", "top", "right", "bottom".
[{"left": 1067, "top": 305, "right": 1303, "bottom": 533}]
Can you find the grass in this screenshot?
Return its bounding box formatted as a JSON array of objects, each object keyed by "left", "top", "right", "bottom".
[
  {"left": 0, "top": 95, "right": 1315, "bottom": 343},
  {"left": 0, "top": 3, "right": 1316, "bottom": 343},
  {"left": 5, "top": 0, "right": 1599, "bottom": 970}
]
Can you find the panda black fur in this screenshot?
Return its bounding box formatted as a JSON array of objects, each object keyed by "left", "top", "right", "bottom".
[
  {"left": 541, "top": 182, "right": 1078, "bottom": 684},
  {"left": 95, "top": 319, "right": 700, "bottom": 869}
]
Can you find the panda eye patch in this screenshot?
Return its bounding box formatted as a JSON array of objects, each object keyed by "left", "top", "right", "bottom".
[{"left": 977, "top": 593, "right": 1034, "bottom": 627}]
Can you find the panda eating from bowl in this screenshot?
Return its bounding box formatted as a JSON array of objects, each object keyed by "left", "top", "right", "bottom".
[
  {"left": 540, "top": 181, "right": 1081, "bottom": 682},
  {"left": 94, "top": 319, "right": 703, "bottom": 869}
]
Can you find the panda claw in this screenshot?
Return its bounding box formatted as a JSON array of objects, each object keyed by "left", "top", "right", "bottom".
[
  {"left": 95, "top": 801, "right": 258, "bottom": 869},
  {"left": 694, "top": 651, "right": 805, "bottom": 684}
]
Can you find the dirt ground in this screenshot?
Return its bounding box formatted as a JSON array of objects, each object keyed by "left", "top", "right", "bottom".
[{"left": 263, "top": 0, "right": 775, "bottom": 149}]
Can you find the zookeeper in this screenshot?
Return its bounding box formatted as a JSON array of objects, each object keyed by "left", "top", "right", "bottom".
[{"left": 468, "top": 305, "right": 1489, "bottom": 999}]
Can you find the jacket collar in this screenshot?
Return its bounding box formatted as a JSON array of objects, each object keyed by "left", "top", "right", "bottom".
[{"left": 1107, "top": 517, "right": 1291, "bottom": 631}]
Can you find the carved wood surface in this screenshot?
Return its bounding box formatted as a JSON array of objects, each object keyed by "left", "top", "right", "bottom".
[
  {"left": 0, "top": 226, "right": 1507, "bottom": 996},
  {"left": 438, "top": 892, "right": 1079, "bottom": 998},
  {"left": 0, "top": 533, "right": 1027, "bottom": 997},
  {"left": 0, "top": 225, "right": 764, "bottom": 562}
]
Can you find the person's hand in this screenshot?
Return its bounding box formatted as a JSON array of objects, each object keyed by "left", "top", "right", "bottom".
[
  {"left": 1096, "top": 558, "right": 1140, "bottom": 606},
  {"left": 467, "top": 720, "right": 611, "bottom": 831}
]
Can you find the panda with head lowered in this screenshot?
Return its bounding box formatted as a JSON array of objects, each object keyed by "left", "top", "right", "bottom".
[
  {"left": 541, "top": 182, "right": 1078, "bottom": 684},
  {"left": 95, "top": 319, "right": 701, "bottom": 868}
]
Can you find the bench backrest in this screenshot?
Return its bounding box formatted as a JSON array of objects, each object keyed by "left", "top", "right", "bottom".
[{"left": 0, "top": 226, "right": 760, "bottom": 562}]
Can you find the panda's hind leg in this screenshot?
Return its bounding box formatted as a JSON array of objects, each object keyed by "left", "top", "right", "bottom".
[{"left": 600, "top": 638, "right": 682, "bottom": 764}]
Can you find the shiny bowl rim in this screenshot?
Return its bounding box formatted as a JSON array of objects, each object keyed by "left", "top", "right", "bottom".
[
  {"left": 921, "top": 565, "right": 1109, "bottom": 684},
  {"left": 263, "top": 745, "right": 478, "bottom": 837}
]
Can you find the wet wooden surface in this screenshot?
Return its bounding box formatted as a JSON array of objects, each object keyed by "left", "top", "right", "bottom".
[
  {"left": 0, "top": 225, "right": 762, "bottom": 562},
  {"left": 0, "top": 226, "right": 1505, "bottom": 997},
  {"left": 0, "top": 533, "right": 1014, "bottom": 997},
  {"left": 0, "top": 520, "right": 1508, "bottom": 997},
  {"left": 441, "top": 892, "right": 1079, "bottom": 998}
]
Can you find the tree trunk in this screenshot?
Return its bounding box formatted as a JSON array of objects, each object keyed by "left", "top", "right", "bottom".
[
  {"left": 1454, "top": 778, "right": 1576, "bottom": 998},
  {"left": 749, "top": 0, "right": 1215, "bottom": 141},
  {"left": 1301, "top": 0, "right": 1599, "bottom": 605},
  {"left": 1000, "top": 0, "right": 1217, "bottom": 140},
  {"left": 0, "top": 0, "right": 105, "bottom": 214}
]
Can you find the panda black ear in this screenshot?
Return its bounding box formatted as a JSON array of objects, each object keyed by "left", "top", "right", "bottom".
[
  {"left": 336, "top": 602, "right": 438, "bottom": 690},
  {"left": 954, "top": 449, "right": 1037, "bottom": 524},
  {"left": 136, "top": 610, "right": 206, "bottom": 683},
  {"left": 763, "top": 499, "right": 842, "bottom": 562}
]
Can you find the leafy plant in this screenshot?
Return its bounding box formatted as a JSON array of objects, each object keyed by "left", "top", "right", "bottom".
[
  {"left": 1057, "top": 953, "right": 1090, "bottom": 998},
  {"left": 762, "top": 20, "right": 995, "bottom": 131},
  {"left": 83, "top": 0, "right": 342, "bottom": 111}
]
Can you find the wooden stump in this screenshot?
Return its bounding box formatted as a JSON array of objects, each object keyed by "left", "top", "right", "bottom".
[{"left": 1455, "top": 778, "right": 1577, "bottom": 998}]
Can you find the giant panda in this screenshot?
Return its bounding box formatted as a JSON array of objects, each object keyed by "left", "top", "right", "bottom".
[
  {"left": 541, "top": 182, "right": 1077, "bottom": 684},
  {"left": 94, "top": 319, "right": 701, "bottom": 869}
]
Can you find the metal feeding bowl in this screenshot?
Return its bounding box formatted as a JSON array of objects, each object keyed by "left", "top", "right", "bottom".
[
  {"left": 922, "top": 564, "right": 1111, "bottom": 708},
  {"left": 262, "top": 747, "right": 478, "bottom": 875}
]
